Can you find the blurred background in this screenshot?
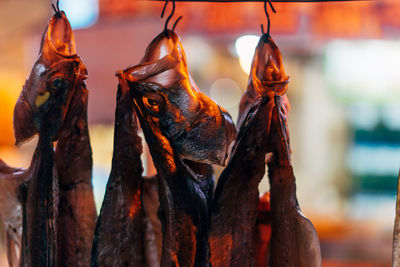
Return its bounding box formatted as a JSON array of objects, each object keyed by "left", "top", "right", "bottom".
[{"left": 0, "top": 0, "right": 400, "bottom": 266}]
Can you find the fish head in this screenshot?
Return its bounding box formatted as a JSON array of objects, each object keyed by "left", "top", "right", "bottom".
[
  {"left": 252, "top": 34, "right": 289, "bottom": 96},
  {"left": 119, "top": 30, "right": 236, "bottom": 166},
  {"left": 14, "top": 11, "right": 87, "bottom": 145},
  {"left": 238, "top": 34, "right": 290, "bottom": 127},
  {"left": 242, "top": 34, "right": 290, "bottom": 107}
]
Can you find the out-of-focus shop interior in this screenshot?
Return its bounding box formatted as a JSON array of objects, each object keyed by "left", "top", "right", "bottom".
[{"left": 1, "top": 0, "right": 400, "bottom": 266}]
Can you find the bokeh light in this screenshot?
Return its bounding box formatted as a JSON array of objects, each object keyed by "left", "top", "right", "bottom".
[{"left": 235, "top": 35, "right": 260, "bottom": 74}]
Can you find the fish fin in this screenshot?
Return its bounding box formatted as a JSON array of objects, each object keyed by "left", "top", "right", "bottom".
[
  {"left": 13, "top": 92, "right": 38, "bottom": 146},
  {"left": 293, "top": 210, "right": 322, "bottom": 267},
  {"left": 122, "top": 55, "right": 178, "bottom": 83}
]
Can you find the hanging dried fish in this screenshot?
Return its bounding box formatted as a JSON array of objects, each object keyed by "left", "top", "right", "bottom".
[
  {"left": 92, "top": 71, "right": 217, "bottom": 267},
  {"left": 12, "top": 5, "right": 92, "bottom": 266},
  {"left": 91, "top": 75, "right": 150, "bottom": 267},
  {"left": 208, "top": 32, "right": 288, "bottom": 267},
  {"left": 112, "top": 29, "right": 236, "bottom": 267},
  {"left": 263, "top": 39, "right": 321, "bottom": 267},
  {"left": 55, "top": 73, "right": 97, "bottom": 267},
  {"left": 209, "top": 33, "right": 321, "bottom": 267},
  {"left": 93, "top": 8, "right": 320, "bottom": 267}
]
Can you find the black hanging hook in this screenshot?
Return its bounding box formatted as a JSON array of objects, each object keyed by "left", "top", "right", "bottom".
[
  {"left": 260, "top": 0, "right": 276, "bottom": 37},
  {"left": 161, "top": 0, "right": 176, "bottom": 38},
  {"left": 172, "top": 16, "right": 183, "bottom": 32},
  {"left": 51, "top": 0, "right": 61, "bottom": 18},
  {"left": 160, "top": 0, "right": 170, "bottom": 19}
]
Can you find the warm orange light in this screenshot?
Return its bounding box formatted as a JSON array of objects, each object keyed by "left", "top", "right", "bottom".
[
  {"left": 99, "top": 1, "right": 399, "bottom": 38},
  {"left": 0, "top": 72, "right": 24, "bottom": 146},
  {"left": 128, "top": 191, "right": 142, "bottom": 219}
]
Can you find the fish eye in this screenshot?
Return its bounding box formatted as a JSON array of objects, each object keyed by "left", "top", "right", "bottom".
[
  {"left": 50, "top": 78, "right": 66, "bottom": 92},
  {"left": 142, "top": 92, "right": 164, "bottom": 114}
]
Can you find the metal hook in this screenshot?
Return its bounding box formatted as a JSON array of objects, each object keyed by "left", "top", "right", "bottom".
[
  {"left": 260, "top": 0, "right": 276, "bottom": 36},
  {"left": 172, "top": 16, "right": 183, "bottom": 32},
  {"left": 160, "top": 0, "right": 169, "bottom": 18},
  {"left": 161, "top": 0, "right": 176, "bottom": 38},
  {"left": 51, "top": 0, "right": 61, "bottom": 17}
]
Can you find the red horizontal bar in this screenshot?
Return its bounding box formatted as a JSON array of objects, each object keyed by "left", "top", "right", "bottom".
[{"left": 149, "top": 0, "right": 367, "bottom": 2}]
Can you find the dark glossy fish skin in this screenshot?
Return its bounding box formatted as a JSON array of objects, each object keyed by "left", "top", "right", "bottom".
[
  {"left": 91, "top": 76, "right": 215, "bottom": 267},
  {"left": 267, "top": 98, "right": 321, "bottom": 267},
  {"left": 209, "top": 98, "right": 272, "bottom": 267},
  {"left": 14, "top": 11, "right": 86, "bottom": 146},
  {"left": 20, "top": 135, "right": 59, "bottom": 267},
  {"left": 122, "top": 30, "right": 236, "bottom": 167},
  {"left": 118, "top": 30, "right": 235, "bottom": 267},
  {"left": 209, "top": 34, "right": 287, "bottom": 267},
  {"left": 142, "top": 175, "right": 162, "bottom": 267},
  {"left": 55, "top": 80, "right": 97, "bottom": 267},
  {"left": 14, "top": 10, "right": 92, "bottom": 267},
  {"left": 253, "top": 35, "right": 320, "bottom": 267},
  {"left": 91, "top": 81, "right": 149, "bottom": 267},
  {"left": 210, "top": 34, "right": 320, "bottom": 267}
]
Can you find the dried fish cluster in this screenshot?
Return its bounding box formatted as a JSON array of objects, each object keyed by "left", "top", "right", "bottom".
[
  {"left": 0, "top": 5, "right": 323, "bottom": 267},
  {"left": 2, "top": 8, "right": 96, "bottom": 267}
]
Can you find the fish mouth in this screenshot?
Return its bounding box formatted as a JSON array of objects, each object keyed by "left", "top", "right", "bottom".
[
  {"left": 262, "top": 78, "right": 290, "bottom": 96},
  {"left": 44, "top": 11, "right": 78, "bottom": 58},
  {"left": 247, "top": 34, "right": 290, "bottom": 98}
]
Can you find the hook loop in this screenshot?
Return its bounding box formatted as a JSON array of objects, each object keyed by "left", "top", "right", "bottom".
[
  {"left": 161, "top": 0, "right": 169, "bottom": 18},
  {"left": 161, "top": 0, "right": 176, "bottom": 38},
  {"left": 172, "top": 16, "right": 183, "bottom": 32}
]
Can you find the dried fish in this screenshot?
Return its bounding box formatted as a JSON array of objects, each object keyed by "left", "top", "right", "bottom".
[
  {"left": 210, "top": 34, "right": 321, "bottom": 267},
  {"left": 55, "top": 79, "right": 96, "bottom": 267},
  {"left": 91, "top": 77, "right": 148, "bottom": 267},
  {"left": 12, "top": 7, "right": 92, "bottom": 267},
  {"left": 115, "top": 29, "right": 236, "bottom": 267}
]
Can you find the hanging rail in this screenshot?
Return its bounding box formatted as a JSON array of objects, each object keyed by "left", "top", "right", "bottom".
[{"left": 151, "top": 0, "right": 365, "bottom": 2}]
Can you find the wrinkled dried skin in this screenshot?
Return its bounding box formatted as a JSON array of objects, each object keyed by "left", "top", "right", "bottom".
[
  {"left": 92, "top": 84, "right": 149, "bottom": 267},
  {"left": 210, "top": 34, "right": 320, "bottom": 267},
  {"left": 55, "top": 81, "right": 97, "bottom": 267},
  {"left": 209, "top": 34, "right": 288, "bottom": 267},
  {"left": 259, "top": 39, "right": 320, "bottom": 267},
  {"left": 254, "top": 35, "right": 320, "bottom": 267},
  {"left": 237, "top": 34, "right": 289, "bottom": 131},
  {"left": 118, "top": 29, "right": 235, "bottom": 267},
  {"left": 14, "top": 11, "right": 87, "bottom": 146},
  {"left": 210, "top": 99, "right": 271, "bottom": 267},
  {"left": 142, "top": 176, "right": 162, "bottom": 267},
  {"left": 0, "top": 160, "right": 28, "bottom": 267},
  {"left": 14, "top": 10, "right": 89, "bottom": 267},
  {"left": 267, "top": 164, "right": 321, "bottom": 267},
  {"left": 121, "top": 30, "right": 236, "bottom": 167},
  {"left": 20, "top": 137, "right": 59, "bottom": 267}
]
